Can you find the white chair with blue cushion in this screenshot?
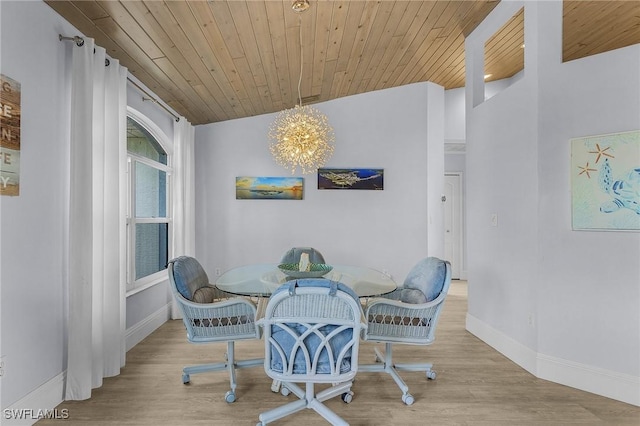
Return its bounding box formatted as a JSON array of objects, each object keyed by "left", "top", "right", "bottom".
[
  {"left": 167, "top": 256, "right": 263, "bottom": 403},
  {"left": 361, "top": 257, "right": 452, "bottom": 405},
  {"left": 257, "top": 279, "right": 366, "bottom": 426}
]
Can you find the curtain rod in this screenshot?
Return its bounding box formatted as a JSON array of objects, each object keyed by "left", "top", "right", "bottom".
[
  {"left": 59, "top": 34, "right": 180, "bottom": 122},
  {"left": 59, "top": 34, "right": 110, "bottom": 66},
  {"left": 127, "top": 78, "right": 180, "bottom": 122},
  {"left": 59, "top": 34, "right": 84, "bottom": 46}
]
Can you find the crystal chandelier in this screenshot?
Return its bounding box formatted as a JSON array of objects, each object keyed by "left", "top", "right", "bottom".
[{"left": 269, "top": 0, "right": 334, "bottom": 175}]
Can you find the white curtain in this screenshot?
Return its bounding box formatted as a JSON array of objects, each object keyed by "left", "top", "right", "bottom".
[
  {"left": 66, "top": 38, "right": 127, "bottom": 400},
  {"left": 172, "top": 118, "right": 196, "bottom": 257},
  {"left": 170, "top": 117, "right": 196, "bottom": 319}
]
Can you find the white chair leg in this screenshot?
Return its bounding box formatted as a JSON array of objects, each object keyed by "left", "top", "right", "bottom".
[
  {"left": 309, "top": 399, "right": 349, "bottom": 426},
  {"left": 307, "top": 383, "right": 350, "bottom": 426},
  {"left": 183, "top": 361, "right": 227, "bottom": 378},
  {"left": 360, "top": 343, "right": 432, "bottom": 405},
  {"left": 225, "top": 342, "right": 237, "bottom": 402},
  {"left": 394, "top": 362, "right": 434, "bottom": 372},
  {"left": 182, "top": 341, "right": 263, "bottom": 403},
  {"left": 315, "top": 381, "right": 352, "bottom": 403},
  {"left": 258, "top": 399, "right": 308, "bottom": 424},
  {"left": 282, "top": 381, "right": 305, "bottom": 400}
]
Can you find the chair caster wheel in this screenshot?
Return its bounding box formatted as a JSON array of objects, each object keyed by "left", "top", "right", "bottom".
[
  {"left": 182, "top": 373, "right": 190, "bottom": 384},
  {"left": 402, "top": 393, "right": 415, "bottom": 405},
  {"left": 341, "top": 391, "right": 354, "bottom": 403},
  {"left": 225, "top": 391, "right": 236, "bottom": 403},
  {"left": 281, "top": 386, "right": 291, "bottom": 396},
  {"left": 426, "top": 370, "right": 437, "bottom": 380}
]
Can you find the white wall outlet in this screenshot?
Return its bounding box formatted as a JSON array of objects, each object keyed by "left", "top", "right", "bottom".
[
  {"left": 491, "top": 213, "right": 498, "bottom": 227},
  {"left": 215, "top": 268, "right": 221, "bottom": 276},
  {"left": 0, "top": 356, "right": 6, "bottom": 377}
]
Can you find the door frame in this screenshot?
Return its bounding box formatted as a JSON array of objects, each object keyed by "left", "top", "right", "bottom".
[{"left": 445, "top": 172, "right": 465, "bottom": 279}]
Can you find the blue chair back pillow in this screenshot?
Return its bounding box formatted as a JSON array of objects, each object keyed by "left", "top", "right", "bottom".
[
  {"left": 400, "top": 257, "right": 446, "bottom": 304},
  {"left": 171, "top": 256, "right": 210, "bottom": 301}
]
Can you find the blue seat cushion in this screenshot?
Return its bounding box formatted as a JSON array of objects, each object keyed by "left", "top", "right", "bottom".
[
  {"left": 269, "top": 279, "right": 358, "bottom": 374},
  {"left": 270, "top": 323, "right": 353, "bottom": 374}
]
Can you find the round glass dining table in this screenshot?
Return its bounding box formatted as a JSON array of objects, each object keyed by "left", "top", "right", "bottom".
[{"left": 215, "top": 263, "right": 397, "bottom": 298}]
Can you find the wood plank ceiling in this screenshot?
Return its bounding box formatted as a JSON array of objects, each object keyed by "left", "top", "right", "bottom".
[{"left": 45, "top": 1, "right": 640, "bottom": 125}]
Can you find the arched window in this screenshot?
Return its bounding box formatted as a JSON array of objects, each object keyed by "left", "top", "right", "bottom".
[{"left": 126, "top": 113, "right": 172, "bottom": 292}]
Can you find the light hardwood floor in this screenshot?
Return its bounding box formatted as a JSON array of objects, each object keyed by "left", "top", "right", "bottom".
[{"left": 38, "top": 282, "right": 639, "bottom": 425}]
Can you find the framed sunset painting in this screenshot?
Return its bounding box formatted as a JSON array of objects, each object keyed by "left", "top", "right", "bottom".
[{"left": 235, "top": 176, "right": 303, "bottom": 200}]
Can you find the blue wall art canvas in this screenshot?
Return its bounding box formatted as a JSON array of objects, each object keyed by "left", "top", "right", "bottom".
[
  {"left": 317, "top": 168, "right": 384, "bottom": 190},
  {"left": 571, "top": 130, "right": 640, "bottom": 231},
  {"left": 236, "top": 176, "right": 303, "bottom": 200}
]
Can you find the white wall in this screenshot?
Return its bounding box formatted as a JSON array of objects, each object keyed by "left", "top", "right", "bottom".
[
  {"left": 445, "top": 87, "right": 466, "bottom": 144},
  {"left": 535, "top": 2, "right": 640, "bottom": 404},
  {"left": 194, "top": 82, "right": 445, "bottom": 283},
  {"left": 0, "top": 0, "right": 176, "bottom": 414},
  {"left": 466, "top": 0, "right": 540, "bottom": 354},
  {"left": 465, "top": 0, "right": 640, "bottom": 406},
  {"left": 445, "top": 78, "right": 523, "bottom": 146},
  {"left": 1, "top": 0, "right": 76, "bottom": 411},
  {"left": 426, "top": 87, "right": 446, "bottom": 258}
]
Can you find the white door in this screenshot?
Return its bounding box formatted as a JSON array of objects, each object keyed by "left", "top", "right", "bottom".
[{"left": 444, "top": 174, "right": 462, "bottom": 279}]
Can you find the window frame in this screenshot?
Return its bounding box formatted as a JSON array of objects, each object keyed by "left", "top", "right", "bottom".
[{"left": 126, "top": 108, "right": 173, "bottom": 295}]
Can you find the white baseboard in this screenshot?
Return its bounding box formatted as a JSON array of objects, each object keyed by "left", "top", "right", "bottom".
[
  {"left": 537, "top": 353, "right": 640, "bottom": 407},
  {"left": 3, "top": 303, "right": 172, "bottom": 425},
  {"left": 466, "top": 313, "right": 640, "bottom": 407},
  {"left": 466, "top": 313, "right": 538, "bottom": 374},
  {"left": 460, "top": 269, "right": 468, "bottom": 280},
  {"left": 125, "top": 302, "right": 172, "bottom": 352},
  {"left": 3, "top": 372, "right": 66, "bottom": 426}
]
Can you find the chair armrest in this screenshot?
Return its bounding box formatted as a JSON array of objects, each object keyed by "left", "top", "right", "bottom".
[
  {"left": 363, "top": 295, "right": 447, "bottom": 344},
  {"left": 366, "top": 296, "right": 437, "bottom": 311},
  {"left": 178, "top": 293, "right": 257, "bottom": 312},
  {"left": 175, "top": 294, "right": 261, "bottom": 342}
]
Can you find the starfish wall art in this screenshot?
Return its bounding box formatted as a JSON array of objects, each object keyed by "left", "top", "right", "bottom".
[{"left": 571, "top": 130, "right": 639, "bottom": 230}]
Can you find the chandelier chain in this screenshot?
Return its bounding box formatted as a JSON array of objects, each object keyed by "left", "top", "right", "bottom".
[
  {"left": 268, "top": 0, "right": 335, "bottom": 175},
  {"left": 297, "top": 13, "right": 303, "bottom": 107}
]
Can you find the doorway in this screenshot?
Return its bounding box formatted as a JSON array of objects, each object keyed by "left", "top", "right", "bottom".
[{"left": 444, "top": 173, "right": 463, "bottom": 279}]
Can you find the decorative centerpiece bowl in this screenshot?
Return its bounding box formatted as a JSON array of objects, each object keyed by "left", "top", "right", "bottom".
[{"left": 278, "top": 263, "right": 333, "bottom": 278}]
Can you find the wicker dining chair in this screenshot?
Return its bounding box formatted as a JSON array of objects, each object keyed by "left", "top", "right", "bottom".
[
  {"left": 167, "top": 256, "right": 263, "bottom": 403},
  {"left": 257, "top": 279, "right": 366, "bottom": 425},
  {"left": 361, "top": 257, "right": 452, "bottom": 405}
]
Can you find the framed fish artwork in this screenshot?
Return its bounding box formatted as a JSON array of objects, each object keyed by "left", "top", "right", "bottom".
[
  {"left": 317, "top": 168, "right": 383, "bottom": 190},
  {"left": 571, "top": 130, "right": 639, "bottom": 231}
]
